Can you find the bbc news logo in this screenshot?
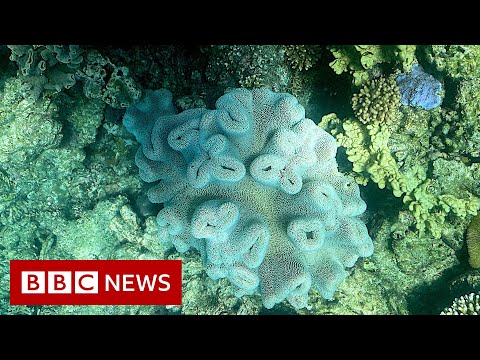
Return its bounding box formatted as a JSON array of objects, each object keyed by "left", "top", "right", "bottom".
[{"left": 10, "top": 260, "right": 182, "bottom": 305}]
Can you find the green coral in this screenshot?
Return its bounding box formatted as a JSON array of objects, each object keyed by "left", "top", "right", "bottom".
[
  {"left": 352, "top": 76, "right": 401, "bottom": 125},
  {"left": 424, "top": 45, "right": 480, "bottom": 79},
  {"left": 285, "top": 45, "right": 321, "bottom": 71},
  {"left": 402, "top": 159, "right": 480, "bottom": 238},
  {"left": 328, "top": 45, "right": 417, "bottom": 86},
  {"left": 441, "top": 293, "right": 480, "bottom": 315},
  {"left": 319, "top": 113, "right": 413, "bottom": 197},
  {"left": 431, "top": 77, "right": 480, "bottom": 158}
]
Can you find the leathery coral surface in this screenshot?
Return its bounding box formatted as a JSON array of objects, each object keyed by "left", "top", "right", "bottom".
[{"left": 123, "top": 87, "right": 373, "bottom": 309}]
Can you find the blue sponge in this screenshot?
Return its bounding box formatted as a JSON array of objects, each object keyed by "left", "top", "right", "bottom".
[{"left": 396, "top": 64, "right": 443, "bottom": 110}]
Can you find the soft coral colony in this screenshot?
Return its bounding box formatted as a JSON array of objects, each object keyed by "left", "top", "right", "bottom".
[{"left": 123, "top": 87, "right": 373, "bottom": 309}]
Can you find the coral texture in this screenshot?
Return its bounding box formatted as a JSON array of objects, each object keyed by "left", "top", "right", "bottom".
[
  {"left": 320, "top": 108, "right": 480, "bottom": 239},
  {"left": 204, "top": 45, "right": 289, "bottom": 90},
  {"left": 467, "top": 214, "right": 480, "bottom": 268},
  {"left": 441, "top": 293, "right": 480, "bottom": 315},
  {"left": 285, "top": 45, "right": 321, "bottom": 72},
  {"left": 352, "top": 76, "right": 401, "bottom": 125},
  {"left": 123, "top": 88, "right": 373, "bottom": 309},
  {"left": 328, "top": 45, "right": 417, "bottom": 86},
  {"left": 395, "top": 64, "right": 443, "bottom": 110},
  {"left": 7, "top": 45, "right": 142, "bottom": 108},
  {"left": 425, "top": 45, "right": 480, "bottom": 79}
]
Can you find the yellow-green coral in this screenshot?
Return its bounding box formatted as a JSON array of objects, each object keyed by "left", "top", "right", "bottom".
[
  {"left": 320, "top": 111, "right": 480, "bottom": 239},
  {"left": 466, "top": 213, "right": 480, "bottom": 268},
  {"left": 320, "top": 113, "right": 410, "bottom": 197},
  {"left": 425, "top": 45, "right": 480, "bottom": 80},
  {"left": 352, "top": 76, "right": 401, "bottom": 125},
  {"left": 328, "top": 45, "right": 417, "bottom": 86},
  {"left": 401, "top": 180, "right": 480, "bottom": 238}
]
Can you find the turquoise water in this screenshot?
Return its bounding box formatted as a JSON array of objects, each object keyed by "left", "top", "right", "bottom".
[{"left": 1, "top": 45, "right": 479, "bottom": 315}]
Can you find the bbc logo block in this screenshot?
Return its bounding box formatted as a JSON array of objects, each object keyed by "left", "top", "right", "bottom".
[
  {"left": 10, "top": 260, "right": 182, "bottom": 305},
  {"left": 21, "top": 271, "right": 99, "bottom": 294}
]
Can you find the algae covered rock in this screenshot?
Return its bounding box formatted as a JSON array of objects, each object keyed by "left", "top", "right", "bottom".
[{"left": 0, "top": 77, "right": 62, "bottom": 169}]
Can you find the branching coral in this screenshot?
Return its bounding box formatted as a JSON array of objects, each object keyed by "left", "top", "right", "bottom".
[
  {"left": 285, "top": 45, "right": 322, "bottom": 72},
  {"left": 441, "top": 293, "right": 480, "bottom": 315},
  {"left": 352, "top": 76, "right": 401, "bottom": 125},
  {"left": 203, "top": 45, "right": 290, "bottom": 90},
  {"left": 321, "top": 104, "right": 480, "bottom": 239},
  {"left": 319, "top": 113, "right": 413, "bottom": 197},
  {"left": 123, "top": 87, "right": 373, "bottom": 309}
]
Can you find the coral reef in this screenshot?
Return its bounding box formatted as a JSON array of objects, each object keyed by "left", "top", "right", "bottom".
[
  {"left": 0, "top": 66, "right": 143, "bottom": 313},
  {"left": 441, "top": 293, "right": 480, "bottom": 315},
  {"left": 285, "top": 45, "right": 322, "bottom": 72},
  {"left": 76, "top": 49, "right": 142, "bottom": 108},
  {"left": 7, "top": 45, "right": 81, "bottom": 103},
  {"left": 203, "top": 45, "right": 290, "bottom": 91},
  {"left": 3, "top": 43, "right": 480, "bottom": 316},
  {"left": 7, "top": 45, "right": 142, "bottom": 108},
  {"left": 102, "top": 45, "right": 207, "bottom": 99},
  {"left": 319, "top": 113, "right": 412, "bottom": 196},
  {"left": 320, "top": 102, "right": 480, "bottom": 239},
  {"left": 424, "top": 45, "right": 480, "bottom": 79},
  {"left": 396, "top": 64, "right": 443, "bottom": 110},
  {"left": 328, "top": 45, "right": 417, "bottom": 86},
  {"left": 123, "top": 87, "right": 373, "bottom": 309},
  {"left": 430, "top": 77, "right": 480, "bottom": 158}
]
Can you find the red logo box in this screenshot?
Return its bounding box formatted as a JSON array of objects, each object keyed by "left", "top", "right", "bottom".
[{"left": 10, "top": 260, "right": 182, "bottom": 305}]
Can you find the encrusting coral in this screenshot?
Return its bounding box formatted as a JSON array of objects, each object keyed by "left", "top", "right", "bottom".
[{"left": 123, "top": 87, "right": 373, "bottom": 309}]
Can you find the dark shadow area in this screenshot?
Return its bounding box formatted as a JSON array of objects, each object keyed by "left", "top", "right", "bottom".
[
  {"left": 405, "top": 262, "right": 473, "bottom": 314},
  {"left": 306, "top": 47, "right": 355, "bottom": 121}
]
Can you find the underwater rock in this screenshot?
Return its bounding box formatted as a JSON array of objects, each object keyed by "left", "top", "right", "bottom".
[
  {"left": 395, "top": 64, "right": 443, "bottom": 110},
  {"left": 123, "top": 87, "right": 373, "bottom": 309}
]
